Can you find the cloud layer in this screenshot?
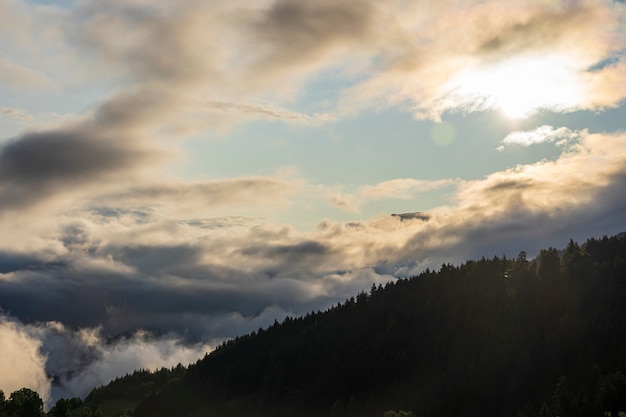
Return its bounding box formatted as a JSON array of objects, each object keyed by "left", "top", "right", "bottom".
[
  {"left": 0, "top": 318, "right": 50, "bottom": 402},
  {"left": 2, "top": 130, "right": 625, "bottom": 341},
  {"left": 3, "top": 0, "right": 624, "bottom": 125},
  {"left": 0, "top": 317, "right": 213, "bottom": 407},
  {"left": 497, "top": 125, "right": 581, "bottom": 150}
]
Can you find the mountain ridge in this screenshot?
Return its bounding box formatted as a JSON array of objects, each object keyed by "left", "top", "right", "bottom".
[{"left": 41, "top": 232, "right": 626, "bottom": 417}]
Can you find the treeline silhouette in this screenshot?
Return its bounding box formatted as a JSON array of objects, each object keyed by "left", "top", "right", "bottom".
[{"left": 8, "top": 233, "right": 626, "bottom": 417}]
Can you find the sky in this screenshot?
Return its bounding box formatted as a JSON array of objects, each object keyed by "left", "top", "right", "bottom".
[{"left": 1, "top": 0, "right": 626, "bottom": 406}]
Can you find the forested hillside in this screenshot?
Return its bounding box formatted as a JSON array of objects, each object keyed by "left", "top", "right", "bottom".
[{"left": 11, "top": 233, "right": 626, "bottom": 417}]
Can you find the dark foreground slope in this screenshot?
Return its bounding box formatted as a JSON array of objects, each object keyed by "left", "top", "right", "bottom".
[{"left": 82, "top": 234, "right": 626, "bottom": 417}]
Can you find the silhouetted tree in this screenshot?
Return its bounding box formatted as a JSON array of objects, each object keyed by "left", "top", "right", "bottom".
[
  {"left": 0, "top": 390, "right": 6, "bottom": 416},
  {"left": 80, "top": 405, "right": 103, "bottom": 417},
  {"left": 6, "top": 388, "right": 45, "bottom": 417},
  {"left": 49, "top": 398, "right": 71, "bottom": 417}
]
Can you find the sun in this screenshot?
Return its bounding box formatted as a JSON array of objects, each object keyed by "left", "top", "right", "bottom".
[{"left": 447, "top": 54, "right": 582, "bottom": 119}]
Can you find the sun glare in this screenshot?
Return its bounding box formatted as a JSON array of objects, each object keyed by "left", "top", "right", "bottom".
[{"left": 448, "top": 55, "right": 582, "bottom": 119}]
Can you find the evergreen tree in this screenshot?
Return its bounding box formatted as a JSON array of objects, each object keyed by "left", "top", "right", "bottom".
[{"left": 6, "top": 388, "right": 45, "bottom": 417}]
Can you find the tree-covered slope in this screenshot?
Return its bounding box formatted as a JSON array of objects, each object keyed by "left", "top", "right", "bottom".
[{"left": 78, "top": 234, "right": 626, "bottom": 417}]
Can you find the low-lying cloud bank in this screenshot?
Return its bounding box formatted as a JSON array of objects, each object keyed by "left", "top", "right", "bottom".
[
  {"left": 0, "top": 318, "right": 50, "bottom": 402},
  {"left": 0, "top": 316, "right": 214, "bottom": 407}
]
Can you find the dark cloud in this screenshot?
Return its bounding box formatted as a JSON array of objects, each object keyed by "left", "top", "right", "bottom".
[
  {"left": 258, "top": 0, "right": 374, "bottom": 50},
  {"left": 0, "top": 126, "right": 157, "bottom": 210},
  {"left": 88, "top": 207, "right": 154, "bottom": 224},
  {"left": 178, "top": 216, "right": 262, "bottom": 230},
  {"left": 0, "top": 252, "right": 43, "bottom": 274},
  {"left": 239, "top": 240, "right": 334, "bottom": 279},
  {"left": 0, "top": 209, "right": 390, "bottom": 341},
  {"left": 93, "top": 88, "right": 178, "bottom": 129},
  {"left": 391, "top": 212, "right": 431, "bottom": 222},
  {"left": 0, "top": 271, "right": 117, "bottom": 330},
  {"left": 485, "top": 179, "right": 534, "bottom": 192},
  {"left": 104, "top": 244, "right": 203, "bottom": 276},
  {"left": 241, "top": 240, "right": 329, "bottom": 257},
  {"left": 0, "top": 130, "right": 133, "bottom": 184},
  {"left": 0, "top": 248, "right": 318, "bottom": 339},
  {"left": 247, "top": 0, "right": 378, "bottom": 77}
]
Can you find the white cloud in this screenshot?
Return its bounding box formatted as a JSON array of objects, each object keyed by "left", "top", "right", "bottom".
[
  {"left": 338, "top": 0, "right": 626, "bottom": 119},
  {"left": 46, "top": 328, "right": 214, "bottom": 402},
  {"left": 0, "top": 58, "right": 50, "bottom": 88},
  {"left": 204, "top": 100, "right": 334, "bottom": 125},
  {"left": 0, "top": 318, "right": 50, "bottom": 404},
  {"left": 497, "top": 125, "right": 581, "bottom": 150},
  {"left": 327, "top": 178, "right": 457, "bottom": 212},
  {"left": 0, "top": 316, "right": 214, "bottom": 406},
  {"left": 0, "top": 106, "right": 32, "bottom": 121},
  {"left": 360, "top": 178, "right": 458, "bottom": 200},
  {"left": 326, "top": 191, "right": 362, "bottom": 213}
]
